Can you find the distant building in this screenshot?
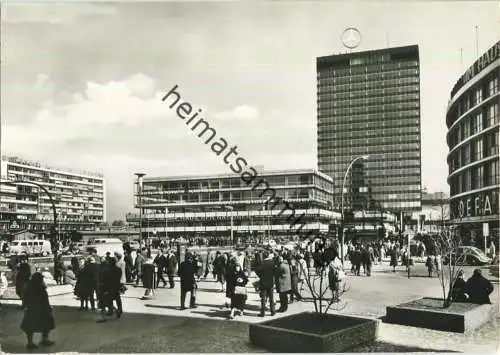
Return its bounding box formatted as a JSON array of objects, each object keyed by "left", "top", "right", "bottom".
[
  {"left": 446, "top": 41, "right": 499, "bottom": 246},
  {"left": 408, "top": 192, "right": 450, "bottom": 235},
  {"left": 317, "top": 45, "right": 422, "bottom": 213},
  {"left": 126, "top": 169, "right": 340, "bottom": 242},
  {"left": 0, "top": 155, "right": 106, "bottom": 238}
]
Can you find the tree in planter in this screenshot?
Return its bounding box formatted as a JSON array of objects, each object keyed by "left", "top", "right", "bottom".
[
  {"left": 434, "top": 229, "right": 466, "bottom": 308},
  {"left": 299, "top": 249, "right": 349, "bottom": 316}
]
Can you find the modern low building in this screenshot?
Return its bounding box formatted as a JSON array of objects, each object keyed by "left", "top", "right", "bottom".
[
  {"left": 0, "top": 155, "right": 106, "bottom": 237},
  {"left": 126, "top": 169, "right": 340, "bottom": 242},
  {"left": 446, "top": 41, "right": 499, "bottom": 247},
  {"left": 407, "top": 191, "right": 450, "bottom": 235},
  {"left": 317, "top": 45, "right": 422, "bottom": 213}
]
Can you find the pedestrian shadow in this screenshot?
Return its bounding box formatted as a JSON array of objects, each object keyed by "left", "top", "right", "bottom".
[
  {"left": 144, "top": 304, "right": 184, "bottom": 311},
  {"left": 195, "top": 288, "right": 224, "bottom": 293},
  {"left": 191, "top": 309, "right": 230, "bottom": 319},
  {"left": 194, "top": 302, "right": 263, "bottom": 312}
]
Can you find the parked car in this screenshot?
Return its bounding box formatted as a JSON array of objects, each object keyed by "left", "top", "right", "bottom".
[
  {"left": 443, "top": 246, "right": 492, "bottom": 266},
  {"left": 490, "top": 255, "right": 499, "bottom": 277}
]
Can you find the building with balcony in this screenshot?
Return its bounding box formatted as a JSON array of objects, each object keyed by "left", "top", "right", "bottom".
[
  {"left": 0, "top": 155, "right": 106, "bottom": 237},
  {"left": 317, "top": 45, "right": 422, "bottom": 213},
  {"left": 446, "top": 40, "right": 499, "bottom": 247},
  {"left": 126, "top": 169, "right": 339, "bottom": 243}
]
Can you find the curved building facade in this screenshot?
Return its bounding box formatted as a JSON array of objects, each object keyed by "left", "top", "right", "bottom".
[{"left": 446, "top": 41, "right": 499, "bottom": 246}]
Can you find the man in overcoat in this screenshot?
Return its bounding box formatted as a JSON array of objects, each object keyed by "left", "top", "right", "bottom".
[
  {"left": 102, "top": 257, "right": 123, "bottom": 319},
  {"left": 255, "top": 251, "right": 276, "bottom": 317},
  {"left": 178, "top": 253, "right": 197, "bottom": 309},
  {"left": 166, "top": 250, "right": 177, "bottom": 289},
  {"left": 275, "top": 255, "right": 291, "bottom": 312}
]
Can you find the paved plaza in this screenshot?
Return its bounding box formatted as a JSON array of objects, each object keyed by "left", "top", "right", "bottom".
[{"left": 1, "top": 262, "right": 499, "bottom": 353}]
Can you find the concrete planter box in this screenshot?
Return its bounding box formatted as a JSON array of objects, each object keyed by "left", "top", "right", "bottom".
[
  {"left": 386, "top": 297, "right": 495, "bottom": 333},
  {"left": 249, "top": 312, "right": 379, "bottom": 353}
]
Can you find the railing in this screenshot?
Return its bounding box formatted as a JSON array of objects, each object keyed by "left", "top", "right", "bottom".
[
  {"left": 126, "top": 209, "right": 341, "bottom": 220},
  {"left": 1, "top": 155, "right": 104, "bottom": 178}
]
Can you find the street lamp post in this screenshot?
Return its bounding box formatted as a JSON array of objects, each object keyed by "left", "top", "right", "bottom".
[
  {"left": 135, "top": 173, "right": 146, "bottom": 253},
  {"left": 224, "top": 205, "right": 234, "bottom": 245},
  {"left": 340, "top": 155, "right": 369, "bottom": 266},
  {"left": 164, "top": 207, "right": 168, "bottom": 240}
]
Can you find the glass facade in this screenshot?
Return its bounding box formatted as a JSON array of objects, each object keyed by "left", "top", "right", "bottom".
[
  {"left": 446, "top": 41, "right": 500, "bottom": 245},
  {"left": 317, "top": 45, "right": 422, "bottom": 212},
  {"left": 127, "top": 170, "right": 340, "bottom": 241}
]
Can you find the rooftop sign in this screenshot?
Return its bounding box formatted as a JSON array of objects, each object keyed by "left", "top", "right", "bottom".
[{"left": 451, "top": 41, "right": 500, "bottom": 98}]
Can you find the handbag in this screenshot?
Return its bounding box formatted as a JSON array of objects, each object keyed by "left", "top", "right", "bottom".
[
  {"left": 252, "top": 280, "right": 261, "bottom": 292},
  {"left": 234, "top": 286, "right": 247, "bottom": 295}
]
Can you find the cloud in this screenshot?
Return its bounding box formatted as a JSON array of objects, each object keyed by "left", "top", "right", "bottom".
[
  {"left": 213, "top": 105, "right": 259, "bottom": 121},
  {"left": 3, "top": 2, "right": 117, "bottom": 25}
]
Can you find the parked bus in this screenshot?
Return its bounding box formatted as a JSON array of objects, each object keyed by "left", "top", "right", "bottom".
[{"left": 9, "top": 239, "right": 52, "bottom": 256}]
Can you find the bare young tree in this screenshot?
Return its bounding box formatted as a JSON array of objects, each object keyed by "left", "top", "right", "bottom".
[
  {"left": 299, "top": 254, "right": 349, "bottom": 316},
  {"left": 434, "top": 229, "right": 466, "bottom": 308}
]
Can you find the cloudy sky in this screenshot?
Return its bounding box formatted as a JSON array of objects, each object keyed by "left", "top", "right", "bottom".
[{"left": 1, "top": 1, "right": 499, "bottom": 221}]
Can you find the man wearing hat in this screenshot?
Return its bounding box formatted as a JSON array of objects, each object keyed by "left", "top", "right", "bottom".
[{"left": 465, "top": 268, "right": 494, "bottom": 305}]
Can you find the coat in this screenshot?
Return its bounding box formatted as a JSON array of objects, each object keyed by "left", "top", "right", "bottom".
[
  {"left": 142, "top": 262, "right": 155, "bottom": 289},
  {"left": 116, "top": 259, "right": 126, "bottom": 284},
  {"left": 15, "top": 264, "right": 31, "bottom": 300},
  {"left": 135, "top": 254, "right": 145, "bottom": 276},
  {"left": 275, "top": 262, "right": 291, "bottom": 293},
  {"left": 166, "top": 254, "right": 177, "bottom": 275},
  {"left": 178, "top": 260, "right": 197, "bottom": 291},
  {"left": 255, "top": 259, "right": 275, "bottom": 290},
  {"left": 290, "top": 262, "right": 300, "bottom": 286},
  {"left": 103, "top": 266, "right": 122, "bottom": 296},
  {"left": 213, "top": 255, "right": 226, "bottom": 275},
  {"left": 451, "top": 277, "right": 468, "bottom": 302},
  {"left": 21, "top": 283, "right": 55, "bottom": 333},
  {"left": 225, "top": 263, "right": 237, "bottom": 298},
  {"left": 389, "top": 249, "right": 398, "bottom": 267},
  {"left": 466, "top": 275, "right": 494, "bottom": 304}
]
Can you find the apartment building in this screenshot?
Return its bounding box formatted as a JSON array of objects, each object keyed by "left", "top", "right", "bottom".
[{"left": 0, "top": 155, "right": 106, "bottom": 237}]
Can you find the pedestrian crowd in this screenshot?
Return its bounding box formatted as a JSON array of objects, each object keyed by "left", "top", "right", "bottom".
[{"left": 2, "top": 236, "right": 497, "bottom": 350}]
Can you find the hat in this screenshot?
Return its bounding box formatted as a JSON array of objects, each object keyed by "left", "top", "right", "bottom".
[{"left": 87, "top": 256, "right": 95, "bottom": 263}]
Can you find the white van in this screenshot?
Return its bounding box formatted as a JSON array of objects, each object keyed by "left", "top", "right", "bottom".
[
  {"left": 9, "top": 239, "right": 52, "bottom": 256},
  {"left": 84, "top": 238, "right": 124, "bottom": 257}
]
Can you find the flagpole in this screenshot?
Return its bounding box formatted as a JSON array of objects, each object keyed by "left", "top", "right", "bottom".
[{"left": 475, "top": 25, "right": 479, "bottom": 58}]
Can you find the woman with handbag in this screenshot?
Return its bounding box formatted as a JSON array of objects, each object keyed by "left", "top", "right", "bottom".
[{"left": 228, "top": 263, "right": 248, "bottom": 319}]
